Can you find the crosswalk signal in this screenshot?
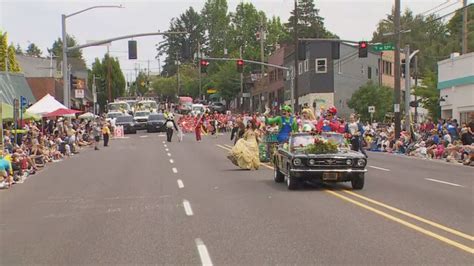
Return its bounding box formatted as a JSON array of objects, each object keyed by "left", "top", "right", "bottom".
[
  {"left": 401, "top": 59, "right": 406, "bottom": 77},
  {"left": 200, "top": 59, "right": 209, "bottom": 73},
  {"left": 358, "top": 41, "right": 368, "bottom": 58},
  {"left": 236, "top": 59, "right": 244, "bottom": 73},
  {"left": 128, "top": 40, "right": 137, "bottom": 60}
]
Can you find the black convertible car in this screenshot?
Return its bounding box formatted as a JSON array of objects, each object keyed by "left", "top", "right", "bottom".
[
  {"left": 115, "top": 115, "right": 137, "bottom": 134},
  {"left": 146, "top": 113, "right": 167, "bottom": 133},
  {"left": 273, "top": 133, "right": 367, "bottom": 190}
]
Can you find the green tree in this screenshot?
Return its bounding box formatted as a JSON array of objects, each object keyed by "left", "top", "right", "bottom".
[
  {"left": 446, "top": 5, "right": 474, "bottom": 54},
  {"left": 159, "top": 7, "right": 205, "bottom": 76},
  {"left": 208, "top": 61, "right": 241, "bottom": 102},
  {"left": 26, "top": 43, "right": 42, "bottom": 57},
  {"left": 347, "top": 82, "right": 394, "bottom": 122},
  {"left": 372, "top": 9, "right": 452, "bottom": 76},
  {"left": 151, "top": 76, "right": 177, "bottom": 99},
  {"left": 266, "top": 16, "right": 290, "bottom": 52},
  {"left": 88, "top": 54, "right": 126, "bottom": 109},
  {"left": 286, "top": 0, "right": 337, "bottom": 39},
  {"left": 15, "top": 43, "right": 23, "bottom": 55},
  {"left": 0, "top": 32, "right": 21, "bottom": 72},
  {"left": 201, "top": 0, "right": 230, "bottom": 57},
  {"left": 7, "top": 44, "right": 21, "bottom": 72},
  {"left": 413, "top": 71, "right": 440, "bottom": 120},
  {"left": 48, "top": 35, "right": 86, "bottom": 68}
]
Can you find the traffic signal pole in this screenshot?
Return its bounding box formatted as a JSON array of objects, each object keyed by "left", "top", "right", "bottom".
[{"left": 394, "top": 0, "right": 402, "bottom": 139}]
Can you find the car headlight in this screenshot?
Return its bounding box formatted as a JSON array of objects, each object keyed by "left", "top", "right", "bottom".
[
  {"left": 346, "top": 159, "right": 352, "bottom": 165},
  {"left": 293, "top": 158, "right": 302, "bottom": 166},
  {"left": 308, "top": 159, "right": 316, "bottom": 166},
  {"left": 357, "top": 159, "right": 366, "bottom": 167}
]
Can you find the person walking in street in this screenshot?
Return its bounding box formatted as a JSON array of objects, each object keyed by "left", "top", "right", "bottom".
[
  {"left": 345, "top": 114, "right": 368, "bottom": 158},
  {"left": 165, "top": 114, "right": 179, "bottom": 142},
  {"left": 102, "top": 122, "right": 111, "bottom": 147},
  {"left": 195, "top": 115, "right": 205, "bottom": 142},
  {"left": 93, "top": 121, "right": 101, "bottom": 151}
]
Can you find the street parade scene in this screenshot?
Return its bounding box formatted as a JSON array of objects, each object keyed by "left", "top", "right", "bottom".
[{"left": 1, "top": 0, "right": 473, "bottom": 265}]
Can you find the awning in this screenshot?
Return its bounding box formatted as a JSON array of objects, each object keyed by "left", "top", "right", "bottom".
[
  {"left": 1, "top": 102, "right": 41, "bottom": 121},
  {"left": 0, "top": 72, "right": 36, "bottom": 105}
]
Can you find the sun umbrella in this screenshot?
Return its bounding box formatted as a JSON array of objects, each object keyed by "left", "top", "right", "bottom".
[
  {"left": 1, "top": 102, "right": 41, "bottom": 121},
  {"left": 78, "top": 112, "right": 97, "bottom": 119},
  {"left": 44, "top": 108, "right": 82, "bottom": 117}
]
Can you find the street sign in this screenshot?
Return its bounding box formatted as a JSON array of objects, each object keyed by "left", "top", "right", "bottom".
[
  {"left": 368, "top": 106, "right": 375, "bottom": 113},
  {"left": 242, "top": 93, "right": 250, "bottom": 98},
  {"left": 207, "top": 89, "right": 217, "bottom": 94},
  {"left": 75, "top": 89, "right": 84, "bottom": 99},
  {"left": 394, "top": 104, "right": 400, "bottom": 113},
  {"left": 372, "top": 43, "right": 395, "bottom": 52}
]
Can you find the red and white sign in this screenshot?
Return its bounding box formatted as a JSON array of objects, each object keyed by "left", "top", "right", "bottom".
[
  {"left": 114, "top": 125, "right": 124, "bottom": 138},
  {"left": 75, "top": 89, "right": 84, "bottom": 99}
]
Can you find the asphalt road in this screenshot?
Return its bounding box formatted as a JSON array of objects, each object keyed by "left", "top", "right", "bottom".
[{"left": 1, "top": 131, "right": 473, "bottom": 265}]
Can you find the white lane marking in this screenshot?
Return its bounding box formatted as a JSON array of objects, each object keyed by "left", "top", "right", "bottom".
[
  {"left": 140, "top": 135, "right": 148, "bottom": 138},
  {"left": 425, "top": 178, "right": 464, "bottom": 187},
  {"left": 368, "top": 165, "right": 391, "bottom": 171},
  {"left": 167, "top": 153, "right": 171, "bottom": 157},
  {"left": 165, "top": 148, "right": 169, "bottom": 152},
  {"left": 162, "top": 141, "right": 166, "bottom": 144},
  {"left": 170, "top": 159, "right": 174, "bottom": 164},
  {"left": 195, "top": 238, "right": 213, "bottom": 266},
  {"left": 172, "top": 167, "right": 178, "bottom": 173},
  {"left": 183, "top": 200, "right": 193, "bottom": 216},
  {"left": 164, "top": 144, "right": 167, "bottom": 147},
  {"left": 177, "top": 179, "right": 184, "bottom": 189}
]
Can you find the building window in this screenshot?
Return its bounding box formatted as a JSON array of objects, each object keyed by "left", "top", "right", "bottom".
[
  {"left": 315, "top": 58, "right": 327, "bottom": 73},
  {"left": 368, "top": 66, "right": 372, "bottom": 79},
  {"left": 298, "top": 62, "right": 303, "bottom": 75},
  {"left": 304, "top": 59, "right": 309, "bottom": 72}
]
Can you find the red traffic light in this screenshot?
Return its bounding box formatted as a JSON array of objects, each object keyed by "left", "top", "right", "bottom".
[
  {"left": 359, "top": 41, "right": 367, "bottom": 49},
  {"left": 237, "top": 59, "right": 244, "bottom": 66},
  {"left": 200, "top": 59, "right": 209, "bottom": 66}
]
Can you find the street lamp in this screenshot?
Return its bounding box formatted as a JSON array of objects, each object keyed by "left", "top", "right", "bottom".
[{"left": 62, "top": 5, "right": 123, "bottom": 108}]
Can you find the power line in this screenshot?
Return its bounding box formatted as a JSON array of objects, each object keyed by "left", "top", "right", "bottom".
[
  {"left": 419, "top": 0, "right": 452, "bottom": 15},
  {"left": 425, "top": 0, "right": 462, "bottom": 17},
  {"left": 427, "top": 3, "right": 473, "bottom": 22}
]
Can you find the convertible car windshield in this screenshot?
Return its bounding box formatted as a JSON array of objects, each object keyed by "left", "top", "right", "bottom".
[{"left": 291, "top": 133, "right": 349, "bottom": 153}]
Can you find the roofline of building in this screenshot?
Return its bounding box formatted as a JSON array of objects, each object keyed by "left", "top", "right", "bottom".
[{"left": 438, "top": 52, "right": 474, "bottom": 65}]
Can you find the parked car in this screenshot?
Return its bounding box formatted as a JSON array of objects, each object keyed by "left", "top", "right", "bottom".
[
  {"left": 147, "top": 113, "right": 167, "bottom": 133},
  {"left": 273, "top": 132, "right": 367, "bottom": 190},
  {"left": 133, "top": 111, "right": 150, "bottom": 130},
  {"left": 191, "top": 104, "right": 205, "bottom": 116},
  {"left": 115, "top": 115, "right": 137, "bottom": 134},
  {"left": 209, "top": 102, "right": 226, "bottom": 113}
]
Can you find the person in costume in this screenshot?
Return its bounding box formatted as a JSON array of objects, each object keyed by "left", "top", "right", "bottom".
[
  {"left": 300, "top": 107, "right": 317, "bottom": 132},
  {"left": 194, "top": 114, "right": 205, "bottom": 142},
  {"left": 316, "top": 106, "right": 341, "bottom": 132},
  {"left": 227, "top": 120, "right": 260, "bottom": 170},
  {"left": 265, "top": 105, "right": 298, "bottom": 143}
]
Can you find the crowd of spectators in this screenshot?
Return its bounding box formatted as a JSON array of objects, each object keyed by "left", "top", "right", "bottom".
[
  {"left": 362, "top": 118, "right": 474, "bottom": 166},
  {"left": 1, "top": 117, "right": 111, "bottom": 189}
]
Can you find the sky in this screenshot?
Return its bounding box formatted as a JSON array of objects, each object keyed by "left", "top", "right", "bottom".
[{"left": 0, "top": 0, "right": 467, "bottom": 82}]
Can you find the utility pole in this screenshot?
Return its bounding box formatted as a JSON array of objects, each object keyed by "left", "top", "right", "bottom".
[
  {"left": 92, "top": 75, "right": 98, "bottom": 115},
  {"left": 62, "top": 14, "right": 68, "bottom": 108},
  {"left": 107, "top": 45, "right": 112, "bottom": 103},
  {"left": 414, "top": 55, "right": 418, "bottom": 123},
  {"left": 293, "top": 0, "right": 299, "bottom": 113},
  {"left": 176, "top": 52, "right": 180, "bottom": 97},
  {"left": 404, "top": 45, "right": 411, "bottom": 133},
  {"left": 240, "top": 46, "right": 244, "bottom": 111},
  {"left": 462, "top": 0, "right": 468, "bottom": 54},
  {"left": 394, "top": 0, "right": 402, "bottom": 139},
  {"left": 260, "top": 18, "right": 265, "bottom": 75},
  {"left": 198, "top": 42, "right": 202, "bottom": 100}
]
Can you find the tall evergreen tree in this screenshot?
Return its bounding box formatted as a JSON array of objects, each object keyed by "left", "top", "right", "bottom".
[
  {"left": 0, "top": 32, "right": 21, "bottom": 72},
  {"left": 201, "top": 0, "right": 230, "bottom": 57},
  {"left": 26, "top": 43, "right": 42, "bottom": 57},
  {"left": 286, "top": 0, "right": 337, "bottom": 39}
]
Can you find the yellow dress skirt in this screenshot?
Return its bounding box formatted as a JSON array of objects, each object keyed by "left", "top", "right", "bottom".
[{"left": 227, "top": 130, "right": 260, "bottom": 170}]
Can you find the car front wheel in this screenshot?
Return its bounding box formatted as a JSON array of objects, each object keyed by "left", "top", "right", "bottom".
[
  {"left": 351, "top": 173, "right": 365, "bottom": 190},
  {"left": 274, "top": 166, "right": 284, "bottom": 183},
  {"left": 286, "top": 171, "right": 300, "bottom": 190}
]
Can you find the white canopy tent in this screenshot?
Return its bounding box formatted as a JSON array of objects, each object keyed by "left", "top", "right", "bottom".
[{"left": 26, "top": 94, "right": 67, "bottom": 116}]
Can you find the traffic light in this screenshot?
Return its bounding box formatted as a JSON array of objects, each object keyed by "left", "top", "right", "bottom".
[
  {"left": 71, "top": 75, "right": 79, "bottom": 89},
  {"left": 181, "top": 40, "right": 190, "bottom": 60},
  {"left": 298, "top": 41, "right": 306, "bottom": 61},
  {"left": 358, "top": 41, "right": 368, "bottom": 58},
  {"left": 236, "top": 59, "right": 244, "bottom": 73},
  {"left": 200, "top": 59, "right": 209, "bottom": 73},
  {"left": 409, "top": 101, "right": 419, "bottom": 108},
  {"left": 331, "top": 42, "right": 340, "bottom": 59},
  {"left": 401, "top": 59, "right": 406, "bottom": 77},
  {"left": 128, "top": 40, "right": 137, "bottom": 60}
]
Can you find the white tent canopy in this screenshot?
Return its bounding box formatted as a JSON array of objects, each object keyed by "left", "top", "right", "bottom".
[{"left": 26, "top": 94, "right": 67, "bottom": 115}]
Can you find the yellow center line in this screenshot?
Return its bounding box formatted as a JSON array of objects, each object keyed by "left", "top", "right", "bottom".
[
  {"left": 326, "top": 190, "right": 474, "bottom": 254},
  {"left": 343, "top": 190, "right": 474, "bottom": 241}
]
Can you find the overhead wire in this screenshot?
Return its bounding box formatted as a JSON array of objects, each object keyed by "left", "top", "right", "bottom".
[{"left": 419, "top": 0, "right": 453, "bottom": 15}]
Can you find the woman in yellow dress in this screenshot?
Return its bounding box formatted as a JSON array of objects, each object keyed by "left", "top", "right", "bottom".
[{"left": 227, "top": 120, "right": 260, "bottom": 170}]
